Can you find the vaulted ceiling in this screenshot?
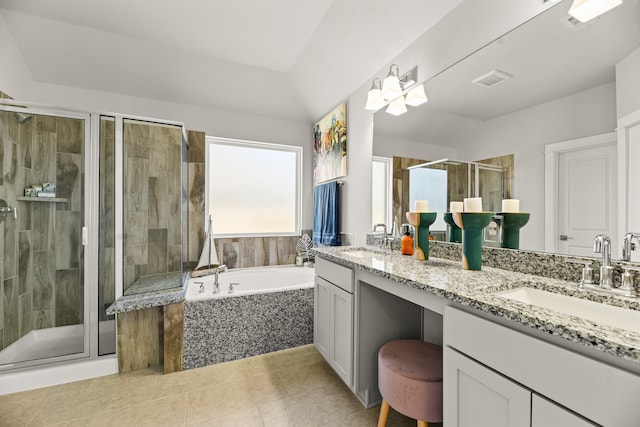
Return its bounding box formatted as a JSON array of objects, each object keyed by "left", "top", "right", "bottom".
[{"left": 0, "top": 0, "right": 460, "bottom": 122}]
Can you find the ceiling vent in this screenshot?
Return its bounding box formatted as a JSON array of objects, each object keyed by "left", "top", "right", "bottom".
[{"left": 471, "top": 70, "right": 513, "bottom": 88}]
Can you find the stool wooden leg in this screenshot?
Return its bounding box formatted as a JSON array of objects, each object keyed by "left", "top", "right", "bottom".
[
  {"left": 417, "top": 420, "right": 429, "bottom": 427},
  {"left": 377, "top": 399, "right": 391, "bottom": 427}
]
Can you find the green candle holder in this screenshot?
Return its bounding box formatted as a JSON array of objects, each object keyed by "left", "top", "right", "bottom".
[
  {"left": 406, "top": 212, "right": 437, "bottom": 260},
  {"left": 443, "top": 212, "right": 462, "bottom": 243},
  {"left": 500, "top": 213, "right": 530, "bottom": 250},
  {"left": 452, "top": 212, "right": 494, "bottom": 270}
]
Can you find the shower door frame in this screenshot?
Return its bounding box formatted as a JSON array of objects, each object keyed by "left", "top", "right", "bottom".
[{"left": 0, "top": 101, "right": 100, "bottom": 370}]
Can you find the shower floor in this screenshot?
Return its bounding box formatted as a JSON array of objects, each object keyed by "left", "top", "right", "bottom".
[{"left": 0, "top": 320, "right": 115, "bottom": 368}]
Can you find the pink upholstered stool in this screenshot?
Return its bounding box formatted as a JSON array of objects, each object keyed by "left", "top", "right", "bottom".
[{"left": 377, "top": 340, "right": 443, "bottom": 427}]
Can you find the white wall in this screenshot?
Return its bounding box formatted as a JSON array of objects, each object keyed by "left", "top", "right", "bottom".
[
  {"left": 460, "top": 82, "right": 617, "bottom": 251},
  {"left": 0, "top": 13, "right": 32, "bottom": 97},
  {"left": 373, "top": 134, "right": 458, "bottom": 160},
  {"left": 616, "top": 46, "right": 640, "bottom": 120},
  {"left": 0, "top": 13, "right": 314, "bottom": 230}
]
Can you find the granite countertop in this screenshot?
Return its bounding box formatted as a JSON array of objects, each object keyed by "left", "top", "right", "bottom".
[
  {"left": 106, "top": 272, "right": 189, "bottom": 315},
  {"left": 313, "top": 246, "right": 640, "bottom": 365}
]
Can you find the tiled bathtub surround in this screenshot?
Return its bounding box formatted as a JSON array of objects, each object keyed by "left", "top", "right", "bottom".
[
  {"left": 314, "top": 246, "right": 640, "bottom": 364},
  {"left": 123, "top": 120, "right": 183, "bottom": 292},
  {"left": 0, "top": 111, "right": 84, "bottom": 351},
  {"left": 186, "top": 130, "right": 298, "bottom": 270},
  {"left": 183, "top": 288, "right": 313, "bottom": 369}
]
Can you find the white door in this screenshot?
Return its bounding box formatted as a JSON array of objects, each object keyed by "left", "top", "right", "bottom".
[{"left": 554, "top": 139, "right": 617, "bottom": 256}]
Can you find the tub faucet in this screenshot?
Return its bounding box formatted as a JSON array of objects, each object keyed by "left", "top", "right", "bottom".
[
  {"left": 593, "top": 234, "right": 613, "bottom": 288},
  {"left": 214, "top": 264, "right": 227, "bottom": 294},
  {"left": 622, "top": 232, "right": 640, "bottom": 261},
  {"left": 372, "top": 223, "right": 388, "bottom": 251}
]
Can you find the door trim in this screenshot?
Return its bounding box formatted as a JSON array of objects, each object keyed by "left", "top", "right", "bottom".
[
  {"left": 544, "top": 132, "right": 616, "bottom": 253},
  {"left": 617, "top": 109, "right": 640, "bottom": 259}
]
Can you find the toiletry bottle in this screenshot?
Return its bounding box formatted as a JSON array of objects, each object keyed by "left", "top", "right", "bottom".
[{"left": 401, "top": 231, "right": 414, "bottom": 255}]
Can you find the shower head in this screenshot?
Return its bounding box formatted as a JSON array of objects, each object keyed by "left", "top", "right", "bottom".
[{"left": 15, "top": 112, "right": 32, "bottom": 124}]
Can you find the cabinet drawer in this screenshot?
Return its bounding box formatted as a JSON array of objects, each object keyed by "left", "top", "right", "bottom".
[
  {"left": 315, "top": 258, "right": 354, "bottom": 293},
  {"left": 444, "top": 305, "right": 640, "bottom": 426}
]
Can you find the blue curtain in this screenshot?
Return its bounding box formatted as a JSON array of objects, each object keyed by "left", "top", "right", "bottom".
[{"left": 313, "top": 181, "right": 341, "bottom": 246}]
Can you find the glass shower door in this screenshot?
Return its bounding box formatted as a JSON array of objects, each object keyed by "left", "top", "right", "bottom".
[{"left": 0, "top": 107, "right": 89, "bottom": 369}]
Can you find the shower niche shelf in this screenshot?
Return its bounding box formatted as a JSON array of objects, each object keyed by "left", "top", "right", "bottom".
[{"left": 17, "top": 196, "right": 69, "bottom": 203}]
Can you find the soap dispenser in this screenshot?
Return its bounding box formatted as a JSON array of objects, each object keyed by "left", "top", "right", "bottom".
[{"left": 401, "top": 227, "right": 414, "bottom": 255}]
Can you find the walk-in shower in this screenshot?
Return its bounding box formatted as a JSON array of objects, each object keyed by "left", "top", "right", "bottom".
[{"left": 0, "top": 100, "right": 186, "bottom": 387}]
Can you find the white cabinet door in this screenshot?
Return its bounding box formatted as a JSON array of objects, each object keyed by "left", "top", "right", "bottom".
[
  {"left": 314, "top": 277, "right": 331, "bottom": 359},
  {"left": 444, "top": 347, "right": 531, "bottom": 427},
  {"left": 532, "top": 394, "right": 596, "bottom": 427},
  {"left": 330, "top": 284, "right": 353, "bottom": 386}
]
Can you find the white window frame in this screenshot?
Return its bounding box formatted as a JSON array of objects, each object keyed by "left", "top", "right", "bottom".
[
  {"left": 205, "top": 136, "right": 302, "bottom": 238},
  {"left": 372, "top": 156, "right": 393, "bottom": 228}
]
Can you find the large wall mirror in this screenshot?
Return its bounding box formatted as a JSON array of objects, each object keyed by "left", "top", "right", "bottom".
[{"left": 373, "top": 0, "right": 640, "bottom": 254}]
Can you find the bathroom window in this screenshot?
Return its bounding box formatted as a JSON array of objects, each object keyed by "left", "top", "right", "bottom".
[
  {"left": 206, "top": 137, "right": 301, "bottom": 237},
  {"left": 372, "top": 156, "right": 392, "bottom": 227}
]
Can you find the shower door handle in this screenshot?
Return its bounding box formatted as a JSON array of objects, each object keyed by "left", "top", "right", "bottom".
[{"left": 82, "top": 227, "right": 88, "bottom": 245}]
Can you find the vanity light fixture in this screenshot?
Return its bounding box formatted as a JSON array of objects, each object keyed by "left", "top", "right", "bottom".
[
  {"left": 386, "top": 97, "right": 408, "bottom": 116},
  {"left": 381, "top": 64, "right": 402, "bottom": 100},
  {"left": 365, "top": 65, "right": 426, "bottom": 115},
  {"left": 365, "top": 78, "right": 386, "bottom": 111},
  {"left": 404, "top": 84, "right": 428, "bottom": 107},
  {"left": 568, "top": 0, "right": 622, "bottom": 22}
]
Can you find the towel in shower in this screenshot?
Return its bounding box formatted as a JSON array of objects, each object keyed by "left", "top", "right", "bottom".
[{"left": 313, "top": 181, "right": 341, "bottom": 246}]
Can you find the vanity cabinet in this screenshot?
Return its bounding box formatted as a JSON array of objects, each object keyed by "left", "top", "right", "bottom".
[
  {"left": 314, "top": 258, "right": 354, "bottom": 387},
  {"left": 445, "top": 346, "right": 530, "bottom": 427},
  {"left": 445, "top": 347, "right": 594, "bottom": 426},
  {"left": 531, "top": 395, "right": 595, "bottom": 427},
  {"left": 444, "top": 305, "right": 638, "bottom": 426}
]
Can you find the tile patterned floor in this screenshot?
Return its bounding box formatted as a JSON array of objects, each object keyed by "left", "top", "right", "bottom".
[{"left": 0, "top": 345, "right": 421, "bottom": 426}]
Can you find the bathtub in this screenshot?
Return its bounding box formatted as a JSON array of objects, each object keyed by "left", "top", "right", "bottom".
[
  {"left": 183, "top": 265, "right": 315, "bottom": 369},
  {"left": 186, "top": 264, "right": 315, "bottom": 299}
]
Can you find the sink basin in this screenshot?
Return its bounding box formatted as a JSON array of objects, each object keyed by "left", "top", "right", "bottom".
[
  {"left": 496, "top": 287, "right": 640, "bottom": 334},
  {"left": 342, "top": 249, "right": 385, "bottom": 258}
]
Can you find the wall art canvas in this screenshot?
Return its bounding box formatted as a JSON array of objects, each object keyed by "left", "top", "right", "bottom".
[{"left": 313, "top": 103, "right": 347, "bottom": 184}]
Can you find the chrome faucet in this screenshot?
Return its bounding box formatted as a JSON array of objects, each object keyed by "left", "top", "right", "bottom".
[
  {"left": 372, "top": 223, "right": 388, "bottom": 251},
  {"left": 213, "top": 264, "right": 227, "bottom": 293},
  {"left": 593, "top": 235, "right": 613, "bottom": 288},
  {"left": 622, "top": 232, "right": 640, "bottom": 261}
]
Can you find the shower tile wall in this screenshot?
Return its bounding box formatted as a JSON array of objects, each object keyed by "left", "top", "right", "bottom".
[
  {"left": 123, "top": 121, "right": 182, "bottom": 291},
  {"left": 0, "top": 111, "right": 84, "bottom": 351},
  {"left": 393, "top": 154, "right": 515, "bottom": 223},
  {"left": 476, "top": 154, "right": 514, "bottom": 199},
  {"left": 187, "top": 131, "right": 297, "bottom": 270},
  {"left": 393, "top": 156, "right": 428, "bottom": 225}
]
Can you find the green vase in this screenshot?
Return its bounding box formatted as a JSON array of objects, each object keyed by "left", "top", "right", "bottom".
[
  {"left": 406, "top": 212, "right": 437, "bottom": 260},
  {"left": 500, "top": 213, "right": 530, "bottom": 250},
  {"left": 452, "top": 212, "right": 494, "bottom": 270},
  {"left": 443, "top": 212, "right": 462, "bottom": 243}
]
